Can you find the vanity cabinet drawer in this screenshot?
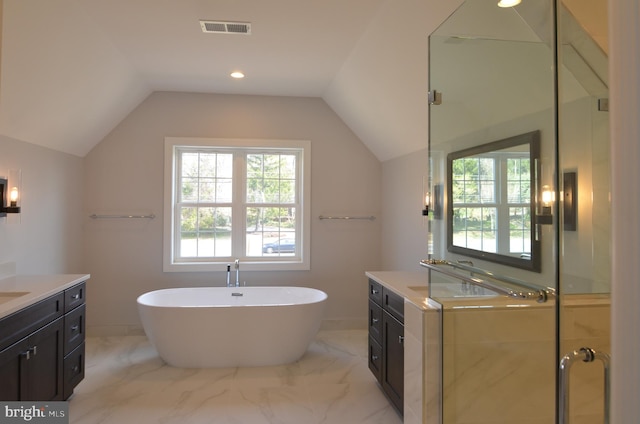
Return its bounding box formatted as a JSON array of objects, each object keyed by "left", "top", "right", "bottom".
[
  {"left": 383, "top": 287, "right": 404, "bottom": 324},
  {"left": 63, "top": 342, "right": 85, "bottom": 400},
  {"left": 369, "top": 300, "right": 382, "bottom": 344},
  {"left": 64, "top": 282, "right": 86, "bottom": 313},
  {"left": 368, "top": 336, "right": 382, "bottom": 383},
  {"left": 368, "top": 279, "right": 383, "bottom": 305},
  {"left": 64, "top": 304, "right": 85, "bottom": 356},
  {"left": 0, "top": 293, "right": 64, "bottom": 350}
]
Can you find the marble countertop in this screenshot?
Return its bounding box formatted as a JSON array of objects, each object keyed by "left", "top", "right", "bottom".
[
  {"left": 366, "top": 270, "right": 549, "bottom": 310},
  {"left": 0, "top": 274, "right": 90, "bottom": 320},
  {"left": 365, "top": 271, "right": 437, "bottom": 311}
]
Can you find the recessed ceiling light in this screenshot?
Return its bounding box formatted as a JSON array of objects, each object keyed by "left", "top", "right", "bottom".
[
  {"left": 497, "top": 0, "right": 521, "bottom": 7},
  {"left": 230, "top": 71, "right": 245, "bottom": 79}
]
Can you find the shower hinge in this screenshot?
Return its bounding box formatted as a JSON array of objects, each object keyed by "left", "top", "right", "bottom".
[
  {"left": 598, "top": 98, "right": 609, "bottom": 112},
  {"left": 428, "top": 90, "right": 442, "bottom": 105}
]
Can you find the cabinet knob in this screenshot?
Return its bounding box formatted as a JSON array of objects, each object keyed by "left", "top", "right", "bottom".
[
  {"left": 71, "top": 325, "right": 79, "bottom": 332},
  {"left": 371, "top": 355, "right": 379, "bottom": 361},
  {"left": 371, "top": 318, "right": 379, "bottom": 324},
  {"left": 398, "top": 336, "right": 404, "bottom": 344},
  {"left": 371, "top": 288, "right": 379, "bottom": 295},
  {"left": 71, "top": 294, "right": 80, "bottom": 300}
]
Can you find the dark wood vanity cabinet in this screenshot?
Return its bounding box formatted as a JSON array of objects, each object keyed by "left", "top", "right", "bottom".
[
  {"left": 368, "top": 278, "right": 404, "bottom": 415},
  {"left": 0, "top": 281, "right": 86, "bottom": 401}
]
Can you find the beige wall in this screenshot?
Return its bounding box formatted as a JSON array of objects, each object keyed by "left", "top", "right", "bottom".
[
  {"left": 610, "top": 0, "right": 640, "bottom": 422},
  {"left": 381, "top": 148, "right": 430, "bottom": 271},
  {"left": 82, "top": 92, "right": 382, "bottom": 334},
  {"left": 0, "top": 135, "right": 84, "bottom": 274}
]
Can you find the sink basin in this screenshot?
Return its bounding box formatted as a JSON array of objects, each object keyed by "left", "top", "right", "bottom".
[{"left": 0, "top": 291, "right": 30, "bottom": 305}]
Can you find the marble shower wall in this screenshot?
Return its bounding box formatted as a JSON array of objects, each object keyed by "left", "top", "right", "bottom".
[
  {"left": 436, "top": 296, "right": 609, "bottom": 424},
  {"left": 441, "top": 302, "right": 556, "bottom": 424}
]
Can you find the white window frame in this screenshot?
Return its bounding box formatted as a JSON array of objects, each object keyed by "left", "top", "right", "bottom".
[{"left": 164, "top": 137, "right": 311, "bottom": 272}]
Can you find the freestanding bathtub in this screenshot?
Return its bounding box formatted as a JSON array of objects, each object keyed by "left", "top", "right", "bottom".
[{"left": 137, "top": 286, "right": 327, "bottom": 368}]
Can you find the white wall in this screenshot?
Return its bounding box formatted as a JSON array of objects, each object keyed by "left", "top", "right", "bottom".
[
  {"left": 610, "top": 0, "right": 640, "bottom": 422},
  {"left": 381, "top": 148, "right": 430, "bottom": 270},
  {"left": 83, "top": 92, "right": 382, "bottom": 334},
  {"left": 0, "top": 135, "right": 84, "bottom": 274}
]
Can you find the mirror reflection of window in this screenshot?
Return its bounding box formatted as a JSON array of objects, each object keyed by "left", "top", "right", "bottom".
[
  {"left": 451, "top": 151, "right": 531, "bottom": 256},
  {"left": 447, "top": 130, "right": 541, "bottom": 272}
]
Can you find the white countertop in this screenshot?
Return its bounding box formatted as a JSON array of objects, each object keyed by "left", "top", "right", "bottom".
[
  {"left": 0, "top": 274, "right": 90, "bottom": 319},
  {"left": 365, "top": 271, "right": 437, "bottom": 310},
  {"left": 366, "top": 270, "right": 549, "bottom": 310}
]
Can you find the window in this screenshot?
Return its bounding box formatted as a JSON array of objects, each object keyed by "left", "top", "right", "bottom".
[
  {"left": 451, "top": 152, "right": 530, "bottom": 257},
  {"left": 164, "top": 138, "right": 310, "bottom": 272}
]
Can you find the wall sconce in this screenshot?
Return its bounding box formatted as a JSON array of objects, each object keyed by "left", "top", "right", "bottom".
[
  {"left": 422, "top": 191, "right": 431, "bottom": 216},
  {"left": 563, "top": 171, "right": 577, "bottom": 231},
  {"left": 0, "top": 171, "right": 22, "bottom": 217},
  {"left": 422, "top": 176, "right": 431, "bottom": 216},
  {"left": 421, "top": 183, "right": 444, "bottom": 220},
  {"left": 536, "top": 185, "right": 554, "bottom": 225}
]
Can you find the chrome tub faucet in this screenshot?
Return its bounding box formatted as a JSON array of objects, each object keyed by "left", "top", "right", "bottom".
[{"left": 235, "top": 259, "right": 240, "bottom": 287}]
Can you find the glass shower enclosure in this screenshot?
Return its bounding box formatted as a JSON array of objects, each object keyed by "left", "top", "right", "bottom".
[{"left": 426, "top": 0, "right": 610, "bottom": 423}]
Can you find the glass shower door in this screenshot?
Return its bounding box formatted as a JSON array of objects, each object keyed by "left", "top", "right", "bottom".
[
  {"left": 557, "top": 0, "right": 611, "bottom": 422},
  {"left": 427, "top": 1, "right": 558, "bottom": 423},
  {"left": 427, "top": 1, "right": 611, "bottom": 423}
]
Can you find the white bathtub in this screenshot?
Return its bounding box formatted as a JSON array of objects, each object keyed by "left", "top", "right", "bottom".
[{"left": 137, "top": 286, "right": 327, "bottom": 368}]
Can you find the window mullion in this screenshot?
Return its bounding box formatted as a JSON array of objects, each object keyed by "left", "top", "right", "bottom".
[{"left": 232, "top": 152, "right": 247, "bottom": 259}]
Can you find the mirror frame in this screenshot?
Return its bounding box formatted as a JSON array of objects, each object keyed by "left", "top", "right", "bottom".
[{"left": 446, "top": 130, "right": 541, "bottom": 272}]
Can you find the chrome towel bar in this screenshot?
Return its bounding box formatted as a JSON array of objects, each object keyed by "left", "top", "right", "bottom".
[
  {"left": 419, "top": 259, "right": 554, "bottom": 303},
  {"left": 319, "top": 215, "right": 376, "bottom": 221},
  {"left": 89, "top": 214, "right": 156, "bottom": 219}
]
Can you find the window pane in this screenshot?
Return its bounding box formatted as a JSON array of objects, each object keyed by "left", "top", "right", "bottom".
[
  {"left": 451, "top": 157, "right": 496, "bottom": 204},
  {"left": 452, "top": 207, "right": 496, "bottom": 252},
  {"left": 480, "top": 181, "right": 495, "bottom": 203},
  {"left": 245, "top": 207, "right": 296, "bottom": 256},
  {"left": 246, "top": 153, "right": 297, "bottom": 204},
  {"left": 182, "top": 177, "right": 199, "bottom": 202},
  {"left": 179, "top": 207, "right": 231, "bottom": 257},
  {"left": 180, "top": 151, "right": 233, "bottom": 203},
  {"left": 509, "top": 207, "right": 531, "bottom": 254},
  {"left": 481, "top": 208, "right": 497, "bottom": 253},
  {"left": 181, "top": 153, "right": 199, "bottom": 178},
  {"left": 507, "top": 157, "right": 530, "bottom": 204}
]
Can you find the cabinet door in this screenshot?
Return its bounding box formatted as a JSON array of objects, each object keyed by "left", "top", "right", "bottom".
[
  {"left": 22, "top": 317, "right": 64, "bottom": 401},
  {"left": 0, "top": 337, "right": 29, "bottom": 400},
  {"left": 382, "top": 311, "right": 404, "bottom": 414}
]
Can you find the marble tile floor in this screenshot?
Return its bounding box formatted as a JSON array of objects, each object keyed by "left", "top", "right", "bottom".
[{"left": 69, "top": 330, "right": 403, "bottom": 424}]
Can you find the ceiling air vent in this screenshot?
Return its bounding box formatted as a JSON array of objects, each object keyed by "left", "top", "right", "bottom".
[{"left": 199, "top": 20, "right": 251, "bottom": 35}]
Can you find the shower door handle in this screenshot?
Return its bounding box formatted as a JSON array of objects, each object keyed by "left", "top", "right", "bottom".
[{"left": 559, "top": 347, "right": 610, "bottom": 424}]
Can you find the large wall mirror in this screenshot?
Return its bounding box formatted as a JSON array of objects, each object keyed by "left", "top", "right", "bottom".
[{"left": 446, "top": 130, "right": 541, "bottom": 271}]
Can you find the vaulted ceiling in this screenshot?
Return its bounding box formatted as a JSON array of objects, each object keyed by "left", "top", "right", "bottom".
[
  {"left": 0, "top": 1, "right": 608, "bottom": 161},
  {"left": 0, "top": 0, "right": 459, "bottom": 161}
]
